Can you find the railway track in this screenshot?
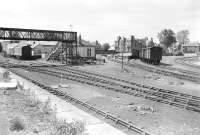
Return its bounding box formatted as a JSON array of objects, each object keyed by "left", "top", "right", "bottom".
[
  {"left": 110, "top": 58, "right": 200, "bottom": 83},
  {"left": 138, "top": 60, "right": 200, "bottom": 77},
  {"left": 5, "top": 65, "right": 151, "bottom": 135},
  {"left": 159, "top": 64, "right": 200, "bottom": 76},
  {"left": 3, "top": 61, "right": 200, "bottom": 114},
  {"left": 1, "top": 59, "right": 200, "bottom": 134},
  {"left": 175, "top": 57, "right": 200, "bottom": 70},
  {"left": 134, "top": 58, "right": 200, "bottom": 77}
]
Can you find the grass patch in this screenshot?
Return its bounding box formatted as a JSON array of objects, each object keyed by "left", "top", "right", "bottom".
[{"left": 13, "top": 86, "right": 86, "bottom": 134}]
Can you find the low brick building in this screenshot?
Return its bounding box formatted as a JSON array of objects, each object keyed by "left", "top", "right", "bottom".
[{"left": 183, "top": 42, "right": 200, "bottom": 54}]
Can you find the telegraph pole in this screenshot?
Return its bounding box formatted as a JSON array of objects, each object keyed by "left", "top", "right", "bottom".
[
  {"left": 69, "top": 24, "right": 73, "bottom": 64},
  {"left": 118, "top": 36, "right": 121, "bottom": 53},
  {"left": 122, "top": 37, "right": 126, "bottom": 70},
  {"left": 117, "top": 36, "right": 121, "bottom": 61},
  {"left": 61, "top": 33, "right": 64, "bottom": 64}
]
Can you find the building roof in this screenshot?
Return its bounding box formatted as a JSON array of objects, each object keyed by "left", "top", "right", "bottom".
[
  {"left": 183, "top": 42, "right": 200, "bottom": 47},
  {"left": 117, "top": 52, "right": 132, "bottom": 56},
  {"left": 108, "top": 46, "right": 115, "bottom": 50},
  {"left": 31, "top": 41, "right": 58, "bottom": 48},
  {"left": 78, "top": 44, "right": 96, "bottom": 47},
  {"left": 77, "top": 39, "right": 96, "bottom": 47}
]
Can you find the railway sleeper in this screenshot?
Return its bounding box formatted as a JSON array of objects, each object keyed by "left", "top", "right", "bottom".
[
  {"left": 142, "top": 85, "right": 152, "bottom": 89},
  {"left": 175, "top": 99, "right": 188, "bottom": 104},
  {"left": 117, "top": 120, "right": 129, "bottom": 128},
  {"left": 150, "top": 92, "right": 163, "bottom": 96},
  {"left": 82, "top": 103, "right": 92, "bottom": 109},
  {"left": 133, "top": 93, "right": 144, "bottom": 97},
  {"left": 144, "top": 96, "right": 158, "bottom": 101},
  {"left": 179, "top": 93, "right": 193, "bottom": 98},
  {"left": 157, "top": 98, "right": 171, "bottom": 104},
  {"left": 185, "top": 106, "right": 200, "bottom": 113},
  {"left": 192, "top": 96, "right": 200, "bottom": 101},
  {"left": 96, "top": 109, "right": 107, "bottom": 117},
  {"left": 169, "top": 102, "right": 185, "bottom": 108},
  {"left": 158, "top": 89, "right": 180, "bottom": 95},
  {"left": 107, "top": 115, "right": 118, "bottom": 122},
  {"left": 188, "top": 100, "right": 200, "bottom": 107}
]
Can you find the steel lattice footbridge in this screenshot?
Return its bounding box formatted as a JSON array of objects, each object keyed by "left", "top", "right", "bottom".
[{"left": 0, "top": 27, "right": 77, "bottom": 42}]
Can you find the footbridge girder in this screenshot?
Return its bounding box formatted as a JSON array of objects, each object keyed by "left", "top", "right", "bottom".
[{"left": 0, "top": 27, "right": 77, "bottom": 42}]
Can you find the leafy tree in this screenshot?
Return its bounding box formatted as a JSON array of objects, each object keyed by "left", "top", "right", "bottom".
[
  {"left": 102, "top": 43, "right": 110, "bottom": 51},
  {"left": 0, "top": 43, "right": 2, "bottom": 52},
  {"left": 176, "top": 30, "right": 190, "bottom": 46},
  {"left": 157, "top": 29, "right": 176, "bottom": 48}
]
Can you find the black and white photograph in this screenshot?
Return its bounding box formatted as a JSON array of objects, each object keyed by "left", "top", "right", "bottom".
[{"left": 0, "top": 0, "right": 200, "bottom": 135}]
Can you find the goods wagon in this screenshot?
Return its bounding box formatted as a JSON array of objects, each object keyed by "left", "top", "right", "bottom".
[
  {"left": 13, "top": 45, "right": 32, "bottom": 59},
  {"left": 127, "top": 36, "right": 162, "bottom": 65},
  {"left": 139, "top": 46, "right": 162, "bottom": 65}
]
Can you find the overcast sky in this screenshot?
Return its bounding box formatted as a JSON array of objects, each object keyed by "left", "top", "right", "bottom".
[{"left": 0, "top": 0, "right": 199, "bottom": 44}]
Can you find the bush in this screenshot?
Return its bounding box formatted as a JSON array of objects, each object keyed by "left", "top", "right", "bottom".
[
  {"left": 49, "top": 119, "right": 85, "bottom": 135},
  {"left": 42, "top": 97, "right": 53, "bottom": 115},
  {"left": 26, "top": 97, "right": 41, "bottom": 108},
  {"left": 9, "top": 117, "right": 25, "bottom": 131},
  {"left": 25, "top": 90, "right": 41, "bottom": 107},
  {"left": 3, "top": 70, "right": 10, "bottom": 81}
]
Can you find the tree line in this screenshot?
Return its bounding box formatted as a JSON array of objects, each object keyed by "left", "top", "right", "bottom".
[
  {"left": 157, "top": 29, "right": 190, "bottom": 50},
  {"left": 96, "top": 41, "right": 111, "bottom": 52}
]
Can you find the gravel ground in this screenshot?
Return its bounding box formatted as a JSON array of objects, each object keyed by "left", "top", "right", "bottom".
[
  {"left": 61, "top": 84, "right": 200, "bottom": 135},
  {"left": 76, "top": 58, "right": 200, "bottom": 97}
]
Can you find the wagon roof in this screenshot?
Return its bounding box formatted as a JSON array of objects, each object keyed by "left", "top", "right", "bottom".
[
  {"left": 183, "top": 42, "right": 200, "bottom": 47},
  {"left": 78, "top": 44, "right": 96, "bottom": 47},
  {"left": 31, "top": 41, "right": 58, "bottom": 48},
  {"left": 142, "top": 46, "right": 162, "bottom": 49}
]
